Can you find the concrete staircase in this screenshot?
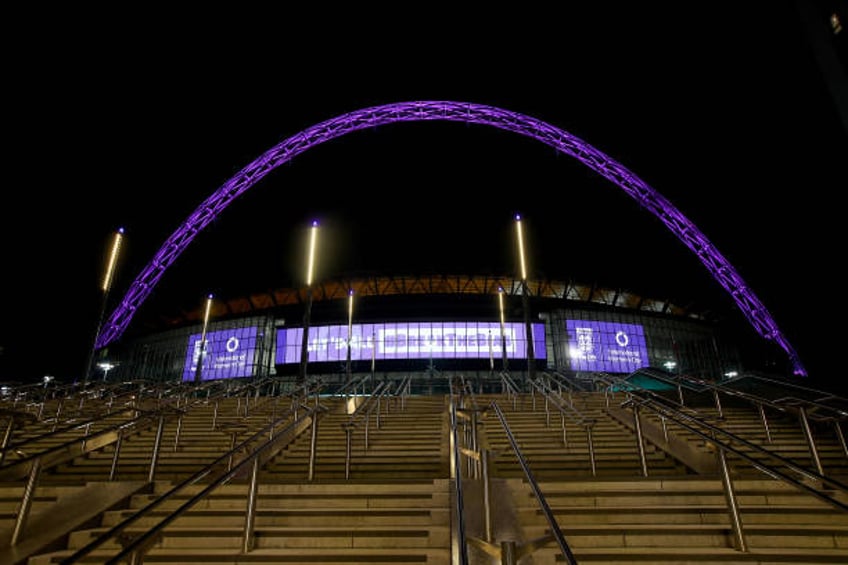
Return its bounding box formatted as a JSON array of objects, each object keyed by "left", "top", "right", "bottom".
[
  {"left": 507, "top": 476, "right": 848, "bottom": 564},
  {"left": 263, "top": 395, "right": 449, "bottom": 481},
  {"left": 5, "top": 392, "right": 453, "bottom": 564},
  {"left": 1, "top": 386, "right": 846, "bottom": 564},
  {"left": 479, "top": 392, "right": 689, "bottom": 479},
  {"left": 28, "top": 480, "right": 452, "bottom": 564}
]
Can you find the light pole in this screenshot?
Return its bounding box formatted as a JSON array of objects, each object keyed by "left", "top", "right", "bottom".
[
  {"left": 299, "top": 220, "right": 319, "bottom": 383},
  {"left": 97, "top": 361, "right": 116, "bottom": 382},
  {"left": 194, "top": 294, "right": 214, "bottom": 383},
  {"left": 515, "top": 214, "right": 536, "bottom": 381},
  {"left": 84, "top": 227, "right": 124, "bottom": 384},
  {"left": 498, "top": 286, "right": 509, "bottom": 372},
  {"left": 346, "top": 289, "right": 354, "bottom": 383}
]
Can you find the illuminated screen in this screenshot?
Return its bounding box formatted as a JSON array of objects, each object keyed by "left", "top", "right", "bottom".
[
  {"left": 565, "top": 320, "right": 648, "bottom": 373},
  {"left": 276, "top": 321, "right": 546, "bottom": 364},
  {"left": 182, "top": 327, "right": 258, "bottom": 381}
]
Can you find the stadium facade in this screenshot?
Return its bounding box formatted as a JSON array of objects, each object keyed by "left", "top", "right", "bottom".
[{"left": 102, "top": 275, "right": 739, "bottom": 383}]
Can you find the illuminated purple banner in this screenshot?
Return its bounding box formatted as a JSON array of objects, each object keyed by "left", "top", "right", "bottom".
[
  {"left": 182, "top": 327, "right": 258, "bottom": 381},
  {"left": 276, "top": 322, "right": 546, "bottom": 364},
  {"left": 566, "top": 320, "right": 648, "bottom": 373}
]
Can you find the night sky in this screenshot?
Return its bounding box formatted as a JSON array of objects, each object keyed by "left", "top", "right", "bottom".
[{"left": 2, "top": 4, "right": 845, "bottom": 385}]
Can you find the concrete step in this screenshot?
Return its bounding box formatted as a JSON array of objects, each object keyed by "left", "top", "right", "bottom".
[
  {"left": 67, "top": 525, "right": 451, "bottom": 550},
  {"left": 28, "top": 547, "right": 451, "bottom": 564},
  {"left": 101, "top": 507, "right": 448, "bottom": 527},
  {"left": 522, "top": 523, "right": 848, "bottom": 549}
]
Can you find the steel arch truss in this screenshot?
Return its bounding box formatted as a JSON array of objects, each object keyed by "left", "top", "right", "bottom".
[{"left": 97, "top": 101, "right": 805, "bottom": 375}]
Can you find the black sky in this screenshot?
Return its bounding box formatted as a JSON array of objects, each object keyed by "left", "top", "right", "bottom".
[{"left": 2, "top": 4, "right": 845, "bottom": 383}]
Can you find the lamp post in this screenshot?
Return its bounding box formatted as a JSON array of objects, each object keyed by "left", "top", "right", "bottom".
[
  {"left": 515, "top": 214, "right": 536, "bottom": 381},
  {"left": 346, "top": 289, "right": 354, "bottom": 383},
  {"left": 498, "top": 286, "right": 509, "bottom": 372},
  {"left": 299, "top": 220, "right": 319, "bottom": 383},
  {"left": 97, "top": 362, "right": 116, "bottom": 382},
  {"left": 84, "top": 228, "right": 124, "bottom": 385},
  {"left": 194, "top": 294, "right": 214, "bottom": 383}
]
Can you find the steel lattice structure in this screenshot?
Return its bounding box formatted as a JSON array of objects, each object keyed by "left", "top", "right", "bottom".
[{"left": 97, "top": 101, "right": 805, "bottom": 375}]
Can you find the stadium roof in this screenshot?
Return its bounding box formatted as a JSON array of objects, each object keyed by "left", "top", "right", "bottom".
[{"left": 154, "top": 274, "right": 710, "bottom": 328}]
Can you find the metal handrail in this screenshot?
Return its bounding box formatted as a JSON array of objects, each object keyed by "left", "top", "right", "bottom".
[
  {"left": 528, "top": 377, "right": 598, "bottom": 476},
  {"left": 0, "top": 405, "right": 138, "bottom": 460},
  {"left": 678, "top": 374, "right": 848, "bottom": 421},
  {"left": 60, "top": 399, "right": 320, "bottom": 564},
  {"left": 0, "top": 406, "right": 177, "bottom": 476},
  {"left": 595, "top": 374, "right": 848, "bottom": 509},
  {"left": 727, "top": 372, "right": 848, "bottom": 406},
  {"left": 448, "top": 387, "right": 469, "bottom": 565},
  {"left": 529, "top": 377, "right": 593, "bottom": 427},
  {"left": 489, "top": 401, "right": 579, "bottom": 564}
]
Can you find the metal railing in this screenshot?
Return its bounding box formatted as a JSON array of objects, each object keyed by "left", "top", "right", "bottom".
[
  {"left": 627, "top": 370, "right": 848, "bottom": 473},
  {"left": 341, "top": 380, "right": 394, "bottom": 479},
  {"left": 594, "top": 373, "right": 848, "bottom": 552},
  {"left": 528, "top": 377, "right": 598, "bottom": 476},
  {"left": 60, "top": 398, "right": 321, "bottom": 564},
  {"left": 449, "top": 386, "right": 470, "bottom": 565},
  {"left": 450, "top": 377, "right": 578, "bottom": 564}
]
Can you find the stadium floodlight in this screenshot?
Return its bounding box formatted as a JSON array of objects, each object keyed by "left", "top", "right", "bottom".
[
  {"left": 194, "top": 294, "right": 214, "bottom": 382},
  {"left": 306, "top": 220, "right": 319, "bottom": 286},
  {"left": 299, "top": 220, "right": 320, "bottom": 382},
  {"left": 84, "top": 227, "right": 125, "bottom": 385},
  {"left": 97, "top": 361, "right": 116, "bottom": 381},
  {"left": 498, "top": 286, "right": 508, "bottom": 371},
  {"left": 514, "top": 215, "right": 535, "bottom": 379},
  {"left": 515, "top": 214, "right": 527, "bottom": 281},
  {"left": 346, "top": 289, "right": 354, "bottom": 381},
  {"left": 102, "top": 228, "right": 124, "bottom": 292}
]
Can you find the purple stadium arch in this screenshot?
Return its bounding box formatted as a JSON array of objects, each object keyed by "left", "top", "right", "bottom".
[{"left": 97, "top": 101, "right": 806, "bottom": 376}]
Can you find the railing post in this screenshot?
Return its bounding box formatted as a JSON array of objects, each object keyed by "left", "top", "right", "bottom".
[
  {"left": 470, "top": 414, "right": 480, "bottom": 479},
  {"left": 0, "top": 417, "right": 15, "bottom": 465},
  {"left": 364, "top": 412, "right": 371, "bottom": 452},
  {"left": 560, "top": 413, "right": 567, "bottom": 448},
  {"left": 227, "top": 430, "right": 240, "bottom": 472},
  {"left": 716, "top": 442, "right": 747, "bottom": 552},
  {"left": 212, "top": 400, "right": 219, "bottom": 430},
  {"left": 344, "top": 425, "right": 353, "bottom": 480},
  {"left": 110, "top": 430, "right": 124, "bottom": 481},
  {"left": 632, "top": 404, "right": 649, "bottom": 477},
  {"left": 586, "top": 425, "right": 597, "bottom": 477},
  {"left": 798, "top": 406, "right": 824, "bottom": 476},
  {"left": 81, "top": 422, "right": 93, "bottom": 452},
  {"left": 835, "top": 421, "right": 848, "bottom": 459},
  {"left": 308, "top": 412, "right": 319, "bottom": 482},
  {"left": 481, "top": 448, "right": 493, "bottom": 544},
  {"left": 544, "top": 396, "right": 550, "bottom": 427},
  {"left": 52, "top": 399, "right": 65, "bottom": 432},
  {"left": 758, "top": 404, "right": 772, "bottom": 444},
  {"left": 148, "top": 415, "right": 166, "bottom": 483},
  {"left": 660, "top": 415, "right": 669, "bottom": 443},
  {"left": 173, "top": 415, "right": 183, "bottom": 452},
  {"left": 10, "top": 457, "right": 41, "bottom": 545},
  {"left": 677, "top": 384, "right": 685, "bottom": 407},
  {"left": 712, "top": 389, "right": 724, "bottom": 419},
  {"left": 242, "top": 456, "right": 261, "bottom": 553},
  {"left": 501, "top": 540, "right": 518, "bottom": 565}
]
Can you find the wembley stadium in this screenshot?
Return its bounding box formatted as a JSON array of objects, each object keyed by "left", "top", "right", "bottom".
[
  {"left": 3, "top": 93, "right": 847, "bottom": 564},
  {"left": 101, "top": 274, "right": 740, "bottom": 386}
]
